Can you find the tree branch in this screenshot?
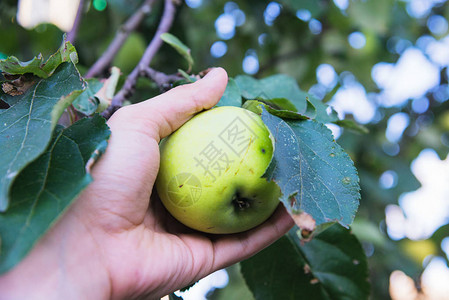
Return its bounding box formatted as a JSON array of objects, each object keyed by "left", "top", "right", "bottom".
[
  {"left": 85, "top": 0, "right": 156, "bottom": 78},
  {"left": 141, "top": 67, "right": 182, "bottom": 91},
  {"left": 102, "top": 0, "right": 177, "bottom": 118},
  {"left": 137, "top": 0, "right": 177, "bottom": 69},
  {"left": 67, "top": 0, "right": 85, "bottom": 44}
]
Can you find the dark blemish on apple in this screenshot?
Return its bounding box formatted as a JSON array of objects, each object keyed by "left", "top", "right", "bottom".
[
  {"left": 232, "top": 192, "right": 252, "bottom": 210},
  {"left": 261, "top": 148, "right": 266, "bottom": 154},
  {"left": 179, "top": 184, "right": 184, "bottom": 188},
  {"left": 234, "top": 198, "right": 250, "bottom": 210},
  {"left": 249, "top": 168, "right": 254, "bottom": 174}
]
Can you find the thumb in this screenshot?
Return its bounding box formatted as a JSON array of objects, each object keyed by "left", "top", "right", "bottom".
[
  {"left": 108, "top": 67, "right": 228, "bottom": 141},
  {"left": 73, "top": 68, "right": 228, "bottom": 229}
]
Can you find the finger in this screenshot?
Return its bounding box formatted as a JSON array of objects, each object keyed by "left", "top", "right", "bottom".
[
  {"left": 107, "top": 67, "right": 228, "bottom": 141},
  {"left": 210, "top": 204, "right": 295, "bottom": 271},
  {"left": 146, "top": 192, "right": 198, "bottom": 235},
  {"left": 75, "top": 68, "right": 228, "bottom": 230}
]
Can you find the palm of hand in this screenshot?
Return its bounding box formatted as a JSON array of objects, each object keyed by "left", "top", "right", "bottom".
[
  {"left": 72, "top": 104, "right": 290, "bottom": 299},
  {"left": 0, "top": 69, "right": 293, "bottom": 300}
]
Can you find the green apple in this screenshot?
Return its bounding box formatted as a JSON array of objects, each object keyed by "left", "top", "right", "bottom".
[{"left": 155, "top": 106, "right": 280, "bottom": 234}]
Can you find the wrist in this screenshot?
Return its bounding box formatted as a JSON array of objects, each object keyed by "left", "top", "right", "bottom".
[{"left": 0, "top": 212, "right": 111, "bottom": 300}]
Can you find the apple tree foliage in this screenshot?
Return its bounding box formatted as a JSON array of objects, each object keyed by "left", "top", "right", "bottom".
[
  {"left": 0, "top": 45, "right": 111, "bottom": 274},
  {"left": 1, "top": 0, "right": 449, "bottom": 299}
]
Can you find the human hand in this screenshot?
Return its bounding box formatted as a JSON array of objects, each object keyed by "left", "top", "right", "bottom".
[{"left": 0, "top": 68, "right": 294, "bottom": 300}]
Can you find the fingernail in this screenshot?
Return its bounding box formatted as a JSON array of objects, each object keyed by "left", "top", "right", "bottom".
[{"left": 203, "top": 67, "right": 221, "bottom": 79}]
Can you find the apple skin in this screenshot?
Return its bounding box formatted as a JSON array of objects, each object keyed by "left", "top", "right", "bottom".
[{"left": 155, "top": 106, "right": 280, "bottom": 234}]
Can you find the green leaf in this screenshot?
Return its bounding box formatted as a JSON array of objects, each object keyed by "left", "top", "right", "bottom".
[
  {"left": 241, "top": 224, "right": 370, "bottom": 300},
  {"left": 62, "top": 115, "right": 110, "bottom": 164},
  {"left": 259, "top": 74, "right": 308, "bottom": 114},
  {"left": 294, "top": 225, "right": 370, "bottom": 299},
  {"left": 304, "top": 94, "right": 338, "bottom": 123},
  {"left": 179, "top": 281, "right": 198, "bottom": 292},
  {"left": 169, "top": 294, "right": 184, "bottom": 300},
  {"left": 334, "top": 119, "right": 369, "bottom": 134},
  {"left": 305, "top": 98, "right": 317, "bottom": 119},
  {"left": 0, "top": 62, "right": 85, "bottom": 211},
  {"left": 216, "top": 78, "right": 241, "bottom": 107},
  {"left": 261, "top": 108, "right": 360, "bottom": 226},
  {"left": 0, "top": 114, "right": 110, "bottom": 274},
  {"left": 72, "top": 78, "right": 103, "bottom": 115},
  {"left": 161, "top": 33, "right": 194, "bottom": 72},
  {"left": 242, "top": 234, "right": 328, "bottom": 299},
  {"left": 234, "top": 75, "right": 264, "bottom": 99},
  {"left": 73, "top": 67, "right": 121, "bottom": 115},
  {"left": 96, "top": 66, "right": 121, "bottom": 113},
  {"left": 235, "top": 75, "right": 340, "bottom": 121},
  {"left": 263, "top": 97, "right": 298, "bottom": 112},
  {"left": 0, "top": 39, "right": 78, "bottom": 79},
  {"left": 243, "top": 100, "right": 309, "bottom": 120},
  {"left": 177, "top": 69, "right": 196, "bottom": 83}
]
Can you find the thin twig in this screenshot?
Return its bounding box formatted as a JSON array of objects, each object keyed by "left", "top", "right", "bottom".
[
  {"left": 141, "top": 67, "right": 182, "bottom": 91},
  {"left": 67, "top": 0, "right": 85, "bottom": 44},
  {"left": 102, "top": 0, "right": 177, "bottom": 118},
  {"left": 137, "top": 0, "right": 177, "bottom": 69},
  {"left": 85, "top": 0, "right": 156, "bottom": 78}
]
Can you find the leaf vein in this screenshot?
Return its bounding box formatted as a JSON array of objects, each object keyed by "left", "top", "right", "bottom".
[
  {"left": 299, "top": 155, "right": 343, "bottom": 219},
  {"left": 11, "top": 130, "right": 63, "bottom": 252},
  {"left": 5, "top": 81, "right": 42, "bottom": 176},
  {"left": 0, "top": 115, "right": 28, "bottom": 134}
]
